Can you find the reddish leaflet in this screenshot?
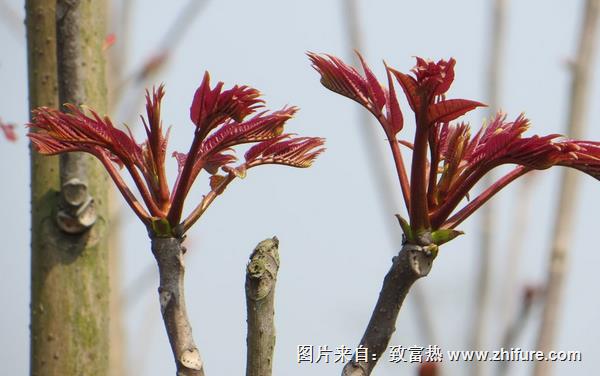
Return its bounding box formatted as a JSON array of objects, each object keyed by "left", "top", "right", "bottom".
[
  {"left": 28, "top": 72, "right": 325, "bottom": 236},
  {"left": 0, "top": 119, "right": 17, "bottom": 142},
  {"left": 309, "top": 52, "right": 600, "bottom": 245}
]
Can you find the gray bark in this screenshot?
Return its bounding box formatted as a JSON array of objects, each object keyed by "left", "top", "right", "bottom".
[
  {"left": 28, "top": 0, "right": 110, "bottom": 374},
  {"left": 245, "top": 237, "right": 280, "bottom": 376},
  {"left": 151, "top": 237, "right": 205, "bottom": 376},
  {"left": 342, "top": 243, "right": 435, "bottom": 376}
]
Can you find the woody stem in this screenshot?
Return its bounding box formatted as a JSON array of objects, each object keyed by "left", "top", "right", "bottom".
[
  {"left": 342, "top": 242, "right": 434, "bottom": 376},
  {"left": 151, "top": 237, "right": 205, "bottom": 376}
]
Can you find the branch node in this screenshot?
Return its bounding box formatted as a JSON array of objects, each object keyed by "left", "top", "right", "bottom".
[
  {"left": 180, "top": 348, "right": 203, "bottom": 371},
  {"left": 56, "top": 195, "right": 97, "bottom": 234},
  {"left": 404, "top": 244, "right": 434, "bottom": 277},
  {"left": 159, "top": 289, "right": 173, "bottom": 314},
  {"left": 246, "top": 237, "right": 280, "bottom": 376}
]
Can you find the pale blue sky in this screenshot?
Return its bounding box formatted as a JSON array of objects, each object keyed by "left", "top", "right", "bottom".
[{"left": 1, "top": 1, "right": 600, "bottom": 375}]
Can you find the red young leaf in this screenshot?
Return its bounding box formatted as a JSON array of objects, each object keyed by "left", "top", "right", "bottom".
[
  {"left": 140, "top": 85, "right": 171, "bottom": 203},
  {"left": 190, "top": 71, "right": 263, "bottom": 133},
  {"left": 389, "top": 67, "right": 420, "bottom": 112},
  {"left": 384, "top": 63, "right": 403, "bottom": 135},
  {"left": 559, "top": 141, "right": 600, "bottom": 180},
  {"left": 204, "top": 150, "right": 237, "bottom": 174},
  {"left": 307, "top": 52, "right": 369, "bottom": 107},
  {"left": 172, "top": 151, "right": 188, "bottom": 173},
  {"left": 28, "top": 106, "right": 143, "bottom": 169},
  {"left": 436, "top": 122, "right": 470, "bottom": 195},
  {"left": 466, "top": 113, "right": 530, "bottom": 165},
  {"left": 199, "top": 107, "right": 297, "bottom": 157},
  {"left": 412, "top": 57, "right": 456, "bottom": 97},
  {"left": 244, "top": 135, "right": 289, "bottom": 162},
  {"left": 356, "top": 52, "right": 386, "bottom": 112},
  {"left": 0, "top": 119, "right": 17, "bottom": 142},
  {"left": 245, "top": 135, "right": 325, "bottom": 168},
  {"left": 390, "top": 57, "right": 458, "bottom": 113},
  {"left": 427, "top": 99, "right": 486, "bottom": 124}
]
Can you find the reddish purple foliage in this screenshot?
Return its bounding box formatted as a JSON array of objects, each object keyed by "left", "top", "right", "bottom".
[
  {"left": 29, "top": 73, "right": 324, "bottom": 235},
  {"left": 310, "top": 52, "right": 600, "bottom": 243},
  {"left": 0, "top": 119, "right": 17, "bottom": 142}
]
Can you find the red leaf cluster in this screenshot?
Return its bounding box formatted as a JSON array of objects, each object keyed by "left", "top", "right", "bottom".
[
  {"left": 310, "top": 52, "right": 600, "bottom": 237},
  {"left": 28, "top": 74, "right": 324, "bottom": 235}
]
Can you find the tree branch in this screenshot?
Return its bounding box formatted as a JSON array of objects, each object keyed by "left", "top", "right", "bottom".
[
  {"left": 497, "top": 286, "right": 542, "bottom": 376},
  {"left": 245, "top": 237, "right": 280, "bottom": 376},
  {"left": 151, "top": 237, "right": 205, "bottom": 376},
  {"left": 56, "top": 0, "right": 100, "bottom": 234},
  {"left": 342, "top": 242, "right": 435, "bottom": 376}
]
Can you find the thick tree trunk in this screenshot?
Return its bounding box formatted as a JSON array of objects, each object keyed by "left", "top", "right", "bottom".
[
  {"left": 245, "top": 237, "right": 280, "bottom": 376},
  {"left": 151, "top": 237, "right": 205, "bottom": 376},
  {"left": 342, "top": 243, "right": 435, "bottom": 376},
  {"left": 27, "top": 0, "right": 110, "bottom": 374}
]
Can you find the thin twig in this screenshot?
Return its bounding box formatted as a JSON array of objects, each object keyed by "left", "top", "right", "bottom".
[
  {"left": 245, "top": 237, "right": 280, "bottom": 376},
  {"left": 114, "top": 0, "right": 209, "bottom": 111},
  {"left": 498, "top": 173, "right": 537, "bottom": 340},
  {"left": 496, "top": 285, "right": 543, "bottom": 376},
  {"left": 106, "top": 3, "right": 135, "bottom": 374},
  {"left": 470, "top": 3, "right": 508, "bottom": 373},
  {"left": 534, "top": 1, "right": 600, "bottom": 375},
  {"left": 107, "top": 0, "right": 134, "bottom": 112},
  {"left": 0, "top": 0, "right": 23, "bottom": 40}
]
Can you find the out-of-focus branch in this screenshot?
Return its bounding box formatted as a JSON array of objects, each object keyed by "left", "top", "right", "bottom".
[
  {"left": 470, "top": 2, "right": 508, "bottom": 375},
  {"left": 498, "top": 173, "right": 536, "bottom": 339},
  {"left": 0, "top": 0, "right": 23, "bottom": 40},
  {"left": 418, "top": 362, "right": 440, "bottom": 376},
  {"left": 534, "top": 1, "right": 600, "bottom": 375},
  {"left": 245, "top": 237, "right": 280, "bottom": 376},
  {"left": 114, "top": 0, "right": 209, "bottom": 111},
  {"left": 107, "top": 0, "right": 134, "bottom": 112},
  {"left": 497, "top": 285, "right": 543, "bottom": 376},
  {"left": 106, "top": 2, "right": 134, "bottom": 374}
]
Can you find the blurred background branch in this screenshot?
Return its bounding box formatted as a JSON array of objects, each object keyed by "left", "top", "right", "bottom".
[
  {"left": 534, "top": 1, "right": 600, "bottom": 375},
  {"left": 470, "top": 2, "right": 508, "bottom": 376}
]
